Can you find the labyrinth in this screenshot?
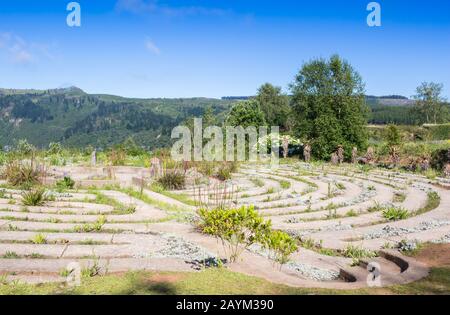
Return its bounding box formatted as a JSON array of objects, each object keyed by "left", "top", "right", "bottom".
[{"left": 0, "top": 162, "right": 449, "bottom": 289}]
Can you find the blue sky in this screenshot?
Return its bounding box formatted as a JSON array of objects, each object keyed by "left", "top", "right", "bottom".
[{"left": 0, "top": 0, "right": 449, "bottom": 98}]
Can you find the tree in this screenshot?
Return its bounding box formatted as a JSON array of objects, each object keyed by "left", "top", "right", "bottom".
[
  {"left": 255, "top": 83, "right": 291, "bottom": 130},
  {"left": 412, "top": 82, "right": 447, "bottom": 124},
  {"left": 202, "top": 106, "right": 217, "bottom": 128},
  {"left": 384, "top": 124, "right": 401, "bottom": 148},
  {"left": 225, "top": 100, "right": 266, "bottom": 128},
  {"left": 290, "top": 55, "right": 369, "bottom": 160}
]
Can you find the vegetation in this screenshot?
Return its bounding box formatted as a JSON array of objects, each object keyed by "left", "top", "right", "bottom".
[
  {"left": 56, "top": 176, "right": 75, "bottom": 190},
  {"left": 382, "top": 207, "right": 409, "bottom": 221},
  {"left": 255, "top": 83, "right": 291, "bottom": 130},
  {"left": 412, "top": 82, "right": 448, "bottom": 124},
  {"left": 198, "top": 205, "right": 296, "bottom": 266},
  {"left": 2, "top": 161, "right": 42, "bottom": 188},
  {"left": 21, "top": 188, "right": 48, "bottom": 206},
  {"left": 157, "top": 171, "right": 186, "bottom": 190},
  {"left": 290, "top": 55, "right": 369, "bottom": 160},
  {"left": 225, "top": 99, "right": 266, "bottom": 129},
  {"left": 198, "top": 206, "right": 272, "bottom": 262}
]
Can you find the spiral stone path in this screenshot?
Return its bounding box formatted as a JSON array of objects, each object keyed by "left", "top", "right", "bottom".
[{"left": 1, "top": 162, "right": 449, "bottom": 289}]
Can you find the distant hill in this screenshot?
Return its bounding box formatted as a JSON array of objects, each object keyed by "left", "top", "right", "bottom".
[
  {"left": 0, "top": 87, "right": 234, "bottom": 149},
  {"left": 366, "top": 95, "right": 415, "bottom": 107},
  {"left": 1, "top": 87, "right": 445, "bottom": 149}
]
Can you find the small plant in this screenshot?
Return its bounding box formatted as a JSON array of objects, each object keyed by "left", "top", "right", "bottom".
[
  {"left": 300, "top": 238, "right": 316, "bottom": 250},
  {"left": 21, "top": 188, "right": 47, "bottom": 206},
  {"left": 2, "top": 251, "right": 20, "bottom": 259},
  {"left": 56, "top": 176, "right": 75, "bottom": 191},
  {"left": 279, "top": 180, "right": 291, "bottom": 189},
  {"left": 30, "top": 233, "right": 47, "bottom": 244},
  {"left": 198, "top": 205, "right": 272, "bottom": 263},
  {"left": 216, "top": 162, "right": 236, "bottom": 181},
  {"left": 59, "top": 269, "right": 71, "bottom": 278},
  {"left": 346, "top": 209, "right": 358, "bottom": 217},
  {"left": 28, "top": 253, "right": 45, "bottom": 259},
  {"left": 74, "top": 215, "right": 107, "bottom": 233},
  {"left": 3, "top": 161, "right": 43, "bottom": 187},
  {"left": 382, "top": 207, "right": 409, "bottom": 221},
  {"left": 264, "top": 230, "right": 298, "bottom": 269},
  {"left": 108, "top": 148, "right": 126, "bottom": 166},
  {"left": 342, "top": 245, "right": 377, "bottom": 265},
  {"left": 81, "top": 260, "right": 101, "bottom": 278},
  {"left": 157, "top": 170, "right": 186, "bottom": 190}
]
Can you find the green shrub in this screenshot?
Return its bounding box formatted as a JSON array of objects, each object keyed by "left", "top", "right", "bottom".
[
  {"left": 216, "top": 163, "right": 232, "bottom": 181},
  {"left": 196, "top": 161, "right": 215, "bottom": 176},
  {"left": 424, "top": 123, "right": 450, "bottom": 141},
  {"left": 157, "top": 171, "right": 186, "bottom": 190},
  {"left": 342, "top": 245, "right": 377, "bottom": 265},
  {"left": 74, "top": 216, "right": 107, "bottom": 233},
  {"left": 264, "top": 230, "right": 298, "bottom": 267},
  {"left": 56, "top": 176, "right": 75, "bottom": 190},
  {"left": 3, "top": 161, "right": 42, "bottom": 187},
  {"left": 198, "top": 205, "right": 272, "bottom": 262},
  {"left": 382, "top": 206, "right": 409, "bottom": 221},
  {"left": 30, "top": 234, "right": 47, "bottom": 244},
  {"left": 21, "top": 188, "right": 47, "bottom": 206}
]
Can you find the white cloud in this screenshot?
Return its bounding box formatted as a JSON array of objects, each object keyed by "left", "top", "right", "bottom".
[
  {"left": 0, "top": 32, "right": 55, "bottom": 65},
  {"left": 116, "top": 0, "right": 229, "bottom": 17},
  {"left": 145, "top": 38, "right": 161, "bottom": 55}
]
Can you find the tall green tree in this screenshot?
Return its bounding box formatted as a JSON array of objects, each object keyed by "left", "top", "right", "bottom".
[
  {"left": 225, "top": 100, "right": 266, "bottom": 129},
  {"left": 290, "top": 55, "right": 369, "bottom": 160},
  {"left": 412, "top": 82, "right": 447, "bottom": 124},
  {"left": 255, "top": 83, "right": 291, "bottom": 130}
]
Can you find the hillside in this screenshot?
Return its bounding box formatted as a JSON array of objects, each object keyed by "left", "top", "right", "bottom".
[
  {"left": 1, "top": 88, "right": 447, "bottom": 149},
  {"left": 0, "top": 87, "right": 233, "bottom": 149}
]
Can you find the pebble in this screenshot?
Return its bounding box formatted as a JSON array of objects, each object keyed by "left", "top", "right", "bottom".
[{"left": 364, "top": 220, "right": 450, "bottom": 240}]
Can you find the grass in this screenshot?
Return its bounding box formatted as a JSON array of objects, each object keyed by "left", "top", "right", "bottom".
[
  {"left": 250, "top": 178, "right": 265, "bottom": 187},
  {"left": 21, "top": 188, "right": 47, "bottom": 206},
  {"left": 413, "top": 191, "right": 440, "bottom": 216},
  {"left": 1, "top": 265, "right": 448, "bottom": 295},
  {"left": 2, "top": 251, "right": 20, "bottom": 259},
  {"left": 382, "top": 207, "right": 409, "bottom": 221},
  {"left": 150, "top": 183, "right": 197, "bottom": 206},
  {"left": 30, "top": 233, "right": 47, "bottom": 244},
  {"left": 342, "top": 245, "right": 377, "bottom": 265}
]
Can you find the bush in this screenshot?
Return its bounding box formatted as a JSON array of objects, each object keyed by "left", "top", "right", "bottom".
[
  {"left": 3, "top": 161, "right": 42, "bottom": 187},
  {"left": 47, "top": 142, "right": 62, "bottom": 155},
  {"left": 342, "top": 245, "right": 377, "bottom": 265},
  {"left": 198, "top": 205, "right": 272, "bottom": 262},
  {"left": 21, "top": 188, "right": 47, "bottom": 206},
  {"left": 108, "top": 149, "right": 126, "bottom": 166},
  {"left": 424, "top": 123, "right": 450, "bottom": 141},
  {"left": 30, "top": 233, "right": 47, "bottom": 244},
  {"left": 15, "top": 139, "right": 35, "bottom": 156},
  {"left": 264, "top": 230, "right": 298, "bottom": 268},
  {"left": 157, "top": 171, "right": 186, "bottom": 190},
  {"left": 382, "top": 206, "right": 409, "bottom": 221},
  {"left": 56, "top": 176, "right": 75, "bottom": 190}
]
